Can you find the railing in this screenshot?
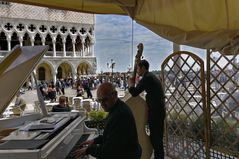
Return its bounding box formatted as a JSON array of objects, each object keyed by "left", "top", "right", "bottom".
[
  {"left": 0, "top": 51, "right": 8, "bottom": 57},
  {"left": 43, "top": 51, "right": 93, "bottom": 57},
  {"left": 162, "top": 51, "right": 239, "bottom": 159},
  {"left": 0, "top": 50, "right": 94, "bottom": 58}
]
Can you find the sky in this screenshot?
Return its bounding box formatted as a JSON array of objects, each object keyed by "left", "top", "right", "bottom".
[{"left": 94, "top": 15, "right": 206, "bottom": 73}]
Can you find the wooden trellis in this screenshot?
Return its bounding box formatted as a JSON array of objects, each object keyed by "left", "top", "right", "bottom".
[{"left": 162, "top": 51, "right": 239, "bottom": 159}]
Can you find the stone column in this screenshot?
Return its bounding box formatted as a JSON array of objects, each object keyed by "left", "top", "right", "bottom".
[
  {"left": 89, "top": 43, "right": 92, "bottom": 56},
  {"left": 52, "top": 37, "right": 56, "bottom": 57},
  {"left": 7, "top": 34, "right": 11, "bottom": 51},
  {"left": 81, "top": 38, "right": 85, "bottom": 57},
  {"left": 82, "top": 42, "right": 85, "bottom": 57},
  {"left": 72, "top": 68, "right": 77, "bottom": 81},
  {"left": 30, "top": 35, "right": 34, "bottom": 46},
  {"left": 72, "top": 38, "right": 76, "bottom": 57},
  {"left": 63, "top": 37, "right": 66, "bottom": 57},
  {"left": 42, "top": 36, "right": 46, "bottom": 57},
  {"left": 19, "top": 36, "right": 23, "bottom": 47},
  {"left": 42, "top": 35, "right": 46, "bottom": 45},
  {"left": 53, "top": 70, "right": 57, "bottom": 84},
  {"left": 87, "top": 46, "right": 90, "bottom": 56}
]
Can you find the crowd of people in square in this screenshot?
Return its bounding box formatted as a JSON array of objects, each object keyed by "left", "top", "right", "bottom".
[{"left": 22, "top": 72, "right": 131, "bottom": 103}]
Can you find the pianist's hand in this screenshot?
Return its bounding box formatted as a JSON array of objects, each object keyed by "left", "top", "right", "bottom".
[
  {"left": 73, "top": 147, "right": 87, "bottom": 158},
  {"left": 80, "top": 139, "right": 94, "bottom": 147}
]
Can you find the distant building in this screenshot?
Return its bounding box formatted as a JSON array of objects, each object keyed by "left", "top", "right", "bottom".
[
  {"left": 222, "top": 91, "right": 239, "bottom": 119},
  {"left": 0, "top": 2, "right": 96, "bottom": 83}
]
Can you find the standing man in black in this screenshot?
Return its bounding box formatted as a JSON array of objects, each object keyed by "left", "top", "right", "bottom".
[
  {"left": 73, "top": 82, "right": 141, "bottom": 159},
  {"left": 128, "top": 59, "right": 166, "bottom": 159}
]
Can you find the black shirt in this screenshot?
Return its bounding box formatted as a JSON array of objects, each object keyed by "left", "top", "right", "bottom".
[
  {"left": 51, "top": 104, "right": 71, "bottom": 112},
  {"left": 86, "top": 99, "right": 140, "bottom": 159},
  {"left": 129, "top": 71, "right": 165, "bottom": 118}
]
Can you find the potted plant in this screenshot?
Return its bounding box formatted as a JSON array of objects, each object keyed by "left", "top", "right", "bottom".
[{"left": 85, "top": 110, "right": 108, "bottom": 130}]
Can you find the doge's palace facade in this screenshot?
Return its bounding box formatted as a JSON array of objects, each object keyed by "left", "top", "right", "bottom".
[{"left": 0, "top": 1, "right": 96, "bottom": 83}]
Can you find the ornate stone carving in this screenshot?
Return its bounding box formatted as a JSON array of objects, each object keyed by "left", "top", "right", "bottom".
[{"left": 0, "top": 2, "right": 97, "bottom": 82}]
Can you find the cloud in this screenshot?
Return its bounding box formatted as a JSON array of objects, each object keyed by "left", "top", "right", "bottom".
[
  {"left": 95, "top": 15, "right": 207, "bottom": 72},
  {"left": 95, "top": 15, "right": 132, "bottom": 40}
]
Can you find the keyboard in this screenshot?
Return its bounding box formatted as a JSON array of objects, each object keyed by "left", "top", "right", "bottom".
[{"left": 65, "top": 134, "right": 91, "bottom": 159}]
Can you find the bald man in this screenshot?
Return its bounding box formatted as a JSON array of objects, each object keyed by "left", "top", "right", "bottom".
[{"left": 73, "top": 82, "right": 141, "bottom": 159}]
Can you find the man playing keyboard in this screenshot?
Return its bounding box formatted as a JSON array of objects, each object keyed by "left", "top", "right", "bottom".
[{"left": 73, "top": 82, "right": 141, "bottom": 159}]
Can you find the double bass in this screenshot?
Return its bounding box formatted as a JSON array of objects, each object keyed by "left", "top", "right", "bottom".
[
  {"left": 132, "top": 43, "right": 144, "bottom": 82},
  {"left": 123, "top": 43, "right": 153, "bottom": 159}
]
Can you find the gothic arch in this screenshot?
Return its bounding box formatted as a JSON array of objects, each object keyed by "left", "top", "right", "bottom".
[
  {"left": 84, "top": 36, "right": 90, "bottom": 48},
  {"left": 84, "top": 36, "right": 91, "bottom": 56},
  {"left": 45, "top": 34, "right": 53, "bottom": 51},
  {"left": 66, "top": 35, "right": 72, "bottom": 51},
  {"left": 11, "top": 32, "right": 19, "bottom": 49},
  {"left": 75, "top": 35, "right": 82, "bottom": 52},
  {"left": 86, "top": 32, "right": 93, "bottom": 41},
  {"left": 56, "top": 34, "right": 63, "bottom": 51},
  {"left": 23, "top": 33, "right": 31, "bottom": 46},
  {"left": 0, "top": 32, "right": 7, "bottom": 50},
  {"left": 34, "top": 33, "right": 42, "bottom": 45}
]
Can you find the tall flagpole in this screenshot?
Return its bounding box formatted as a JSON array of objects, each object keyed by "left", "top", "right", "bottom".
[{"left": 131, "top": 19, "right": 134, "bottom": 68}]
